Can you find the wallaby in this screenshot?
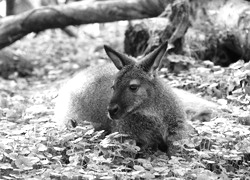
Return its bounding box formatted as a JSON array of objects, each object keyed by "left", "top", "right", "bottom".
[{"left": 54, "top": 41, "right": 187, "bottom": 154}]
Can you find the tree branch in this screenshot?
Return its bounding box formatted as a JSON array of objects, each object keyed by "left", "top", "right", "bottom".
[{"left": 0, "top": 0, "right": 168, "bottom": 49}]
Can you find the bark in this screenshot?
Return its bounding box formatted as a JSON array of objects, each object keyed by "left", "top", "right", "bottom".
[
  {"left": 6, "top": 0, "right": 15, "bottom": 16},
  {"left": 124, "top": 0, "right": 190, "bottom": 57},
  {"left": 0, "top": 0, "right": 168, "bottom": 49},
  {"left": 124, "top": 0, "right": 250, "bottom": 66}
]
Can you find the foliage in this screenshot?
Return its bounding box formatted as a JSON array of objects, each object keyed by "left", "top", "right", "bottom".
[{"left": 0, "top": 24, "right": 250, "bottom": 179}]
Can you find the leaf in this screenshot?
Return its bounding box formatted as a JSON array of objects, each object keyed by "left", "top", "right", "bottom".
[
  {"left": 133, "top": 165, "right": 145, "bottom": 171},
  {"left": 0, "top": 96, "right": 8, "bottom": 108},
  {"left": 229, "top": 60, "right": 245, "bottom": 70},
  {"left": 37, "top": 143, "right": 48, "bottom": 152},
  {"left": 0, "top": 142, "right": 12, "bottom": 151},
  {"left": 41, "top": 159, "right": 50, "bottom": 165},
  {"left": 28, "top": 156, "right": 40, "bottom": 164},
  {"left": 137, "top": 159, "right": 153, "bottom": 170},
  {"left": 19, "top": 148, "right": 30, "bottom": 155},
  {"left": 0, "top": 163, "right": 13, "bottom": 170},
  {"left": 5, "top": 109, "right": 20, "bottom": 119},
  {"left": 84, "top": 129, "right": 95, "bottom": 136},
  {"left": 100, "top": 137, "right": 111, "bottom": 148},
  {"left": 54, "top": 147, "right": 64, "bottom": 151},
  {"left": 89, "top": 130, "right": 105, "bottom": 141},
  {"left": 153, "top": 166, "right": 168, "bottom": 172},
  {"left": 217, "top": 99, "right": 227, "bottom": 106},
  {"left": 25, "top": 105, "right": 49, "bottom": 115},
  {"left": 244, "top": 62, "right": 250, "bottom": 70},
  {"left": 141, "top": 172, "right": 155, "bottom": 179},
  {"left": 197, "top": 151, "right": 211, "bottom": 159},
  {"left": 15, "top": 156, "right": 34, "bottom": 170},
  {"left": 197, "top": 174, "right": 212, "bottom": 180},
  {"left": 142, "top": 161, "right": 153, "bottom": 170},
  {"left": 6, "top": 152, "right": 18, "bottom": 160},
  {"left": 173, "top": 167, "right": 187, "bottom": 176},
  {"left": 244, "top": 85, "right": 250, "bottom": 95}
]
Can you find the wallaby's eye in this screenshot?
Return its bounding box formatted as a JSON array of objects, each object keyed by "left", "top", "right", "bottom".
[{"left": 129, "top": 84, "right": 139, "bottom": 92}]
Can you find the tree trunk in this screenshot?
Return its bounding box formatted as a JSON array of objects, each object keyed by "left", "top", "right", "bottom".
[
  {"left": 124, "top": 0, "right": 250, "bottom": 66},
  {"left": 6, "top": 0, "right": 15, "bottom": 16},
  {"left": 0, "top": 0, "right": 168, "bottom": 49},
  {"left": 124, "top": 0, "right": 190, "bottom": 57}
]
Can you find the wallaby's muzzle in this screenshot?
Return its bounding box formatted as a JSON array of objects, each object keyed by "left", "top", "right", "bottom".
[{"left": 107, "top": 104, "right": 120, "bottom": 120}]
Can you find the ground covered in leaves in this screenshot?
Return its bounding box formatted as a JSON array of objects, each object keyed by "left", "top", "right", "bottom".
[{"left": 0, "top": 24, "right": 250, "bottom": 180}]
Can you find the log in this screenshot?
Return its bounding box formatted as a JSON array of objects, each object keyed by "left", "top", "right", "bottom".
[
  {"left": 125, "top": 0, "right": 250, "bottom": 66},
  {"left": 187, "top": 0, "right": 250, "bottom": 66},
  {"left": 6, "top": 0, "right": 15, "bottom": 16},
  {"left": 0, "top": 0, "right": 168, "bottom": 49},
  {"left": 7, "top": 0, "right": 77, "bottom": 38}
]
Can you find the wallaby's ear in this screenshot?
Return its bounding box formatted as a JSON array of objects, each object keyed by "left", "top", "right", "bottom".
[
  {"left": 140, "top": 41, "right": 168, "bottom": 72},
  {"left": 104, "top": 45, "right": 135, "bottom": 70}
]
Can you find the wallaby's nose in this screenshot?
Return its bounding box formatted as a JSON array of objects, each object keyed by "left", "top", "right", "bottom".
[{"left": 108, "top": 104, "right": 119, "bottom": 119}]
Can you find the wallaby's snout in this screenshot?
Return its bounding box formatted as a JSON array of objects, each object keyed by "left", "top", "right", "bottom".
[{"left": 107, "top": 103, "right": 120, "bottom": 120}]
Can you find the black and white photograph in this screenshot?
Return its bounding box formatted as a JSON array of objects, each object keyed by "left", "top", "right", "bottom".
[{"left": 0, "top": 0, "right": 249, "bottom": 179}]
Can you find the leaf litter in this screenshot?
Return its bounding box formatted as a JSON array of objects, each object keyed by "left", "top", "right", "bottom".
[{"left": 0, "top": 25, "right": 249, "bottom": 179}]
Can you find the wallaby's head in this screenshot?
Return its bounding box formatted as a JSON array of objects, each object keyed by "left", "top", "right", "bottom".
[{"left": 104, "top": 41, "right": 168, "bottom": 120}]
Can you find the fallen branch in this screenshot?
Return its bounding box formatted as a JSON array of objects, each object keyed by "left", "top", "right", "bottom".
[{"left": 0, "top": 0, "right": 168, "bottom": 49}]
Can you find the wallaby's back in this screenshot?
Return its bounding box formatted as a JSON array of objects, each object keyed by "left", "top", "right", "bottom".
[{"left": 54, "top": 63, "right": 118, "bottom": 131}]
